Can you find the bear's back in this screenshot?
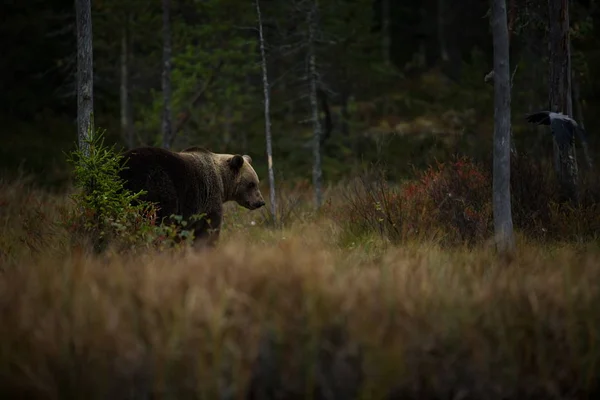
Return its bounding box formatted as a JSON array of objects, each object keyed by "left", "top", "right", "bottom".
[
  {"left": 118, "top": 146, "right": 219, "bottom": 220},
  {"left": 119, "top": 147, "right": 190, "bottom": 190}
]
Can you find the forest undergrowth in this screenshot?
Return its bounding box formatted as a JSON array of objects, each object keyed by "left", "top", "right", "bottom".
[{"left": 2, "top": 146, "right": 600, "bottom": 399}]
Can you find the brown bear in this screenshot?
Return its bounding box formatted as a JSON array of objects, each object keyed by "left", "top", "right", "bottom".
[{"left": 118, "top": 146, "right": 265, "bottom": 247}]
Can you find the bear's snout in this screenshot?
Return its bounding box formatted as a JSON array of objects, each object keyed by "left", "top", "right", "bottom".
[{"left": 254, "top": 200, "right": 265, "bottom": 209}]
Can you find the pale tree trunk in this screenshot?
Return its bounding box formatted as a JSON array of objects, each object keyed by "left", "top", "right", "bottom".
[
  {"left": 75, "top": 0, "right": 94, "bottom": 156},
  {"left": 491, "top": 0, "right": 516, "bottom": 255},
  {"left": 161, "top": 0, "right": 172, "bottom": 149},
  {"left": 381, "top": 0, "right": 391, "bottom": 64},
  {"left": 120, "top": 13, "right": 134, "bottom": 149},
  {"left": 308, "top": 1, "right": 323, "bottom": 209},
  {"left": 548, "top": 0, "right": 578, "bottom": 204},
  {"left": 255, "top": 0, "right": 277, "bottom": 222}
]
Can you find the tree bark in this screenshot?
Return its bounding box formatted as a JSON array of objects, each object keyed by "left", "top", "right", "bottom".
[
  {"left": 491, "top": 0, "right": 516, "bottom": 255},
  {"left": 548, "top": 0, "right": 578, "bottom": 204},
  {"left": 381, "top": 0, "right": 391, "bottom": 64},
  {"left": 120, "top": 12, "right": 133, "bottom": 149},
  {"left": 308, "top": 1, "right": 323, "bottom": 209},
  {"left": 508, "top": 0, "right": 517, "bottom": 44},
  {"left": 222, "top": 104, "right": 232, "bottom": 146},
  {"left": 255, "top": 0, "right": 278, "bottom": 222},
  {"left": 340, "top": 90, "right": 350, "bottom": 137},
  {"left": 484, "top": 0, "right": 516, "bottom": 85},
  {"left": 161, "top": 0, "right": 172, "bottom": 149},
  {"left": 318, "top": 88, "right": 332, "bottom": 146},
  {"left": 437, "top": 0, "right": 449, "bottom": 62},
  {"left": 572, "top": 73, "right": 593, "bottom": 169},
  {"left": 75, "top": 0, "right": 94, "bottom": 156}
]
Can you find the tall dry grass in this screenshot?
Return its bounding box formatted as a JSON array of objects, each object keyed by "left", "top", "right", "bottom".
[{"left": 2, "top": 176, "right": 600, "bottom": 399}]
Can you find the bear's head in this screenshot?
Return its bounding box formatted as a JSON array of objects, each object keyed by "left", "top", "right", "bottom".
[{"left": 227, "top": 154, "right": 266, "bottom": 210}]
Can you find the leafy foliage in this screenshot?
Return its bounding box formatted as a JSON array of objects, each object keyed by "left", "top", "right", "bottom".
[
  {"left": 135, "top": 0, "right": 260, "bottom": 148},
  {"left": 336, "top": 154, "right": 600, "bottom": 247},
  {"left": 334, "top": 156, "right": 492, "bottom": 246},
  {"left": 64, "top": 129, "right": 194, "bottom": 253}
]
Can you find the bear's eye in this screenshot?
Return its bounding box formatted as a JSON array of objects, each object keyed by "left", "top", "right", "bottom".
[{"left": 247, "top": 182, "right": 256, "bottom": 190}]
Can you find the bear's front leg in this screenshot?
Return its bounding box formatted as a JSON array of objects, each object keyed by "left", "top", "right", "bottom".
[{"left": 190, "top": 210, "right": 222, "bottom": 250}]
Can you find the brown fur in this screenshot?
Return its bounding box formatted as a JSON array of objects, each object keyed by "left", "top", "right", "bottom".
[{"left": 118, "top": 146, "right": 265, "bottom": 247}]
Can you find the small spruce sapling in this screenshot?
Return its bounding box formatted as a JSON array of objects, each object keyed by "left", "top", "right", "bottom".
[{"left": 65, "top": 128, "right": 194, "bottom": 253}]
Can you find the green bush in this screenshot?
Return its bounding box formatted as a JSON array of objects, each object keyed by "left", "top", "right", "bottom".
[{"left": 64, "top": 129, "right": 195, "bottom": 253}]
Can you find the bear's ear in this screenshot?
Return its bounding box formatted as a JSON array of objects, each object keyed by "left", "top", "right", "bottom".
[
  {"left": 243, "top": 155, "right": 253, "bottom": 164},
  {"left": 228, "top": 154, "right": 245, "bottom": 170}
]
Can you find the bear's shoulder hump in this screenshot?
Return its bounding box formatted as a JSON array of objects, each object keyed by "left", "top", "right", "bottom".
[{"left": 181, "top": 146, "right": 212, "bottom": 154}]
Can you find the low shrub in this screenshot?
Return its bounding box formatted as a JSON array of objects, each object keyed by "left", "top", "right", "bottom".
[
  {"left": 401, "top": 156, "right": 491, "bottom": 245},
  {"left": 332, "top": 166, "right": 404, "bottom": 243},
  {"left": 64, "top": 129, "right": 195, "bottom": 254},
  {"left": 334, "top": 156, "right": 492, "bottom": 246},
  {"left": 335, "top": 152, "right": 600, "bottom": 246}
]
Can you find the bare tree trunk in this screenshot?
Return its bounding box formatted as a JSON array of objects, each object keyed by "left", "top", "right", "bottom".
[
  {"left": 548, "top": 0, "right": 578, "bottom": 204},
  {"left": 120, "top": 13, "right": 133, "bottom": 149},
  {"left": 491, "top": 0, "right": 516, "bottom": 255},
  {"left": 437, "top": 0, "right": 449, "bottom": 62},
  {"left": 161, "top": 0, "right": 172, "bottom": 149},
  {"left": 75, "top": 0, "right": 94, "bottom": 156},
  {"left": 308, "top": 1, "right": 323, "bottom": 209},
  {"left": 340, "top": 90, "right": 350, "bottom": 137},
  {"left": 381, "top": 0, "right": 391, "bottom": 64},
  {"left": 572, "top": 73, "right": 593, "bottom": 169},
  {"left": 222, "top": 103, "right": 232, "bottom": 146},
  {"left": 381, "top": 0, "right": 392, "bottom": 114},
  {"left": 255, "top": 0, "right": 277, "bottom": 222}
]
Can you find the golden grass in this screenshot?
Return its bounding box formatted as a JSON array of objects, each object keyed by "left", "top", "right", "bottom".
[{"left": 1, "top": 177, "right": 600, "bottom": 399}]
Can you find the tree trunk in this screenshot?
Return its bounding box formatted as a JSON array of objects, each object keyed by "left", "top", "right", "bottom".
[
  {"left": 75, "top": 0, "right": 94, "bottom": 156},
  {"left": 222, "top": 103, "right": 232, "bottom": 146},
  {"left": 548, "top": 0, "right": 578, "bottom": 204},
  {"left": 255, "top": 0, "right": 278, "bottom": 222},
  {"left": 381, "top": 0, "right": 391, "bottom": 64},
  {"left": 120, "top": 13, "right": 133, "bottom": 149},
  {"left": 572, "top": 73, "right": 593, "bottom": 169},
  {"left": 161, "top": 0, "right": 172, "bottom": 149},
  {"left": 437, "top": 0, "right": 449, "bottom": 62},
  {"left": 308, "top": 1, "right": 323, "bottom": 209},
  {"left": 340, "top": 90, "right": 350, "bottom": 137},
  {"left": 491, "top": 0, "right": 516, "bottom": 255},
  {"left": 508, "top": 0, "right": 516, "bottom": 44}
]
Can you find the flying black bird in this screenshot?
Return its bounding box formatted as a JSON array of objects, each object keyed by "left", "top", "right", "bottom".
[{"left": 525, "top": 111, "right": 586, "bottom": 149}]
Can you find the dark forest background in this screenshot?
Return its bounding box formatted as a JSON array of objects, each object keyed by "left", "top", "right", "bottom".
[{"left": 1, "top": 0, "right": 599, "bottom": 188}]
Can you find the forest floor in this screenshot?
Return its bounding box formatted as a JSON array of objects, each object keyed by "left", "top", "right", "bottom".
[{"left": 1, "top": 175, "right": 600, "bottom": 399}]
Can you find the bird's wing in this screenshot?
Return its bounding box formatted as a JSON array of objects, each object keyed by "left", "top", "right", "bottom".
[
  {"left": 550, "top": 117, "right": 576, "bottom": 149},
  {"left": 525, "top": 111, "right": 551, "bottom": 125}
]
